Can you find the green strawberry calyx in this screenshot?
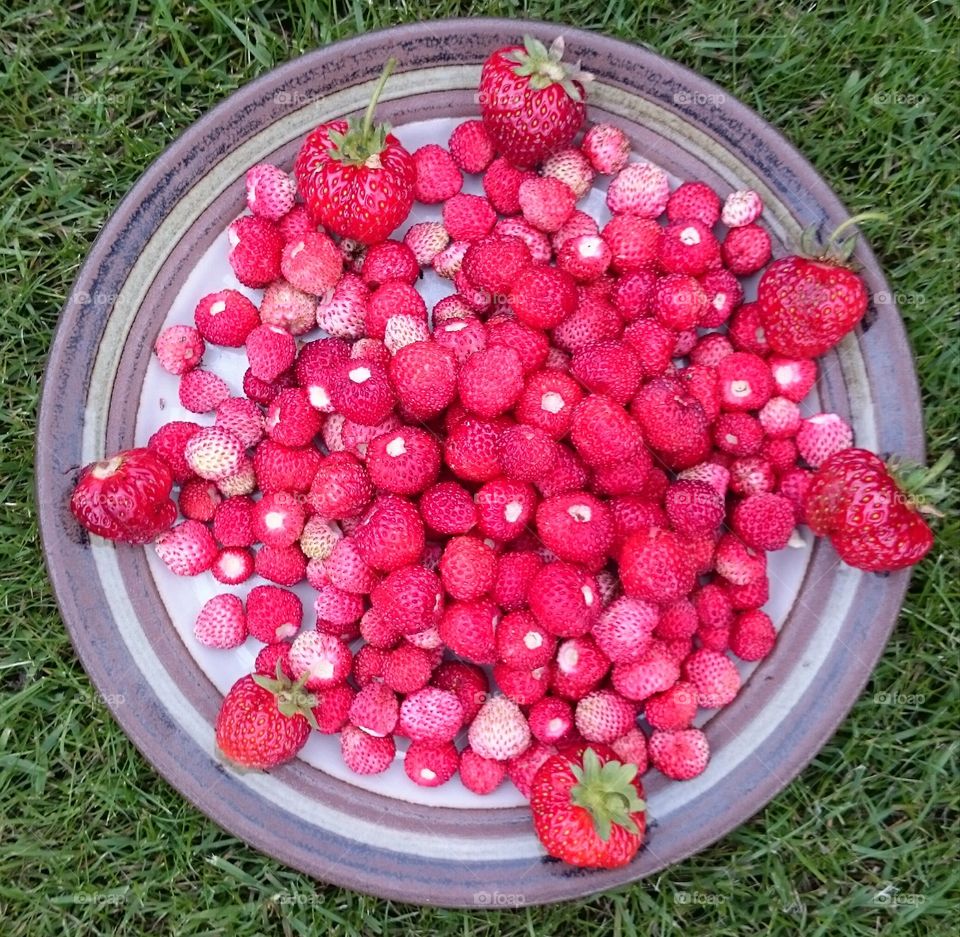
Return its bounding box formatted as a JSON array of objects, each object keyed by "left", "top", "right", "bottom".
[
  {"left": 505, "top": 35, "right": 594, "bottom": 102},
  {"left": 569, "top": 747, "right": 646, "bottom": 841},
  {"left": 797, "top": 211, "right": 888, "bottom": 266},
  {"left": 326, "top": 58, "right": 399, "bottom": 169},
  {"left": 253, "top": 662, "right": 321, "bottom": 731},
  {"left": 885, "top": 448, "right": 955, "bottom": 519}
]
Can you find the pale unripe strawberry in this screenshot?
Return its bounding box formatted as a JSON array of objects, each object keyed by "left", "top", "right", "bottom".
[
  {"left": 259, "top": 279, "right": 317, "bottom": 336},
  {"left": 155, "top": 520, "right": 218, "bottom": 576},
  {"left": 246, "top": 163, "right": 296, "bottom": 221},
  {"left": 155, "top": 325, "right": 204, "bottom": 375},
  {"left": 194, "top": 593, "right": 247, "bottom": 649},
  {"left": 582, "top": 123, "right": 630, "bottom": 174},
  {"left": 467, "top": 695, "right": 531, "bottom": 761},
  {"left": 606, "top": 162, "right": 670, "bottom": 217},
  {"left": 721, "top": 189, "right": 763, "bottom": 228},
  {"left": 541, "top": 147, "right": 595, "bottom": 198},
  {"left": 184, "top": 426, "right": 245, "bottom": 481},
  {"left": 402, "top": 221, "right": 450, "bottom": 266}
]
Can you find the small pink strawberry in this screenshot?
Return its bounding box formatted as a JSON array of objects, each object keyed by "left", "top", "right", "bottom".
[
  {"left": 722, "top": 223, "right": 772, "bottom": 275},
  {"left": 178, "top": 369, "right": 230, "bottom": 413},
  {"left": 721, "top": 189, "right": 763, "bottom": 228},
  {"left": 582, "top": 123, "right": 630, "bottom": 174},
  {"left": 155, "top": 520, "right": 218, "bottom": 576},
  {"left": 404, "top": 741, "right": 459, "bottom": 787},
  {"left": 683, "top": 648, "right": 741, "bottom": 708},
  {"left": 519, "top": 175, "right": 576, "bottom": 233},
  {"left": 402, "top": 221, "right": 450, "bottom": 266},
  {"left": 468, "top": 695, "right": 531, "bottom": 761},
  {"left": 280, "top": 231, "right": 343, "bottom": 295},
  {"left": 606, "top": 162, "right": 670, "bottom": 217},
  {"left": 442, "top": 192, "right": 497, "bottom": 241},
  {"left": 796, "top": 412, "right": 854, "bottom": 467},
  {"left": 246, "top": 324, "right": 297, "bottom": 382},
  {"left": 348, "top": 682, "right": 399, "bottom": 737},
  {"left": 227, "top": 215, "right": 282, "bottom": 288},
  {"left": 574, "top": 690, "right": 637, "bottom": 744},
  {"left": 648, "top": 728, "right": 710, "bottom": 780},
  {"left": 155, "top": 325, "right": 204, "bottom": 375},
  {"left": 194, "top": 593, "right": 247, "bottom": 649},
  {"left": 644, "top": 681, "right": 698, "bottom": 731},
  {"left": 211, "top": 546, "right": 254, "bottom": 585},
  {"left": 340, "top": 723, "right": 396, "bottom": 775},
  {"left": 412, "top": 144, "right": 463, "bottom": 203},
  {"left": 448, "top": 119, "right": 496, "bottom": 173},
  {"left": 184, "top": 426, "right": 245, "bottom": 481},
  {"left": 246, "top": 163, "right": 296, "bottom": 221},
  {"left": 289, "top": 630, "right": 352, "bottom": 691},
  {"left": 398, "top": 687, "right": 464, "bottom": 743},
  {"left": 541, "top": 147, "right": 595, "bottom": 198},
  {"left": 459, "top": 747, "right": 507, "bottom": 794}
]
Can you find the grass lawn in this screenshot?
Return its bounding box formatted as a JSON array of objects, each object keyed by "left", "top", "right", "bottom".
[{"left": 1, "top": 1, "right": 957, "bottom": 934}]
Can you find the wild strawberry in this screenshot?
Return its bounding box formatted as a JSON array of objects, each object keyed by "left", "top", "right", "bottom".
[
  {"left": 726, "top": 302, "right": 769, "bottom": 358},
  {"left": 212, "top": 400, "right": 262, "bottom": 452},
  {"left": 666, "top": 180, "right": 721, "bottom": 225},
  {"left": 619, "top": 528, "right": 696, "bottom": 605},
  {"left": 459, "top": 747, "right": 506, "bottom": 794},
  {"left": 363, "top": 281, "right": 426, "bottom": 340},
  {"left": 730, "top": 609, "right": 777, "bottom": 661},
  {"left": 527, "top": 696, "right": 575, "bottom": 746},
  {"left": 415, "top": 481, "right": 475, "bottom": 536},
  {"left": 492, "top": 550, "right": 543, "bottom": 612},
  {"left": 527, "top": 562, "right": 599, "bottom": 638},
  {"left": 288, "top": 630, "right": 352, "bottom": 691},
  {"left": 610, "top": 641, "right": 680, "bottom": 702},
  {"left": 619, "top": 320, "right": 673, "bottom": 379},
  {"left": 570, "top": 341, "right": 641, "bottom": 405},
  {"left": 216, "top": 670, "right": 316, "bottom": 769},
  {"left": 371, "top": 564, "right": 443, "bottom": 634},
  {"left": 431, "top": 239, "right": 469, "bottom": 280},
  {"left": 397, "top": 687, "right": 463, "bottom": 744},
  {"left": 442, "top": 192, "right": 497, "bottom": 241},
  {"left": 69, "top": 448, "right": 177, "bottom": 544},
  {"left": 479, "top": 156, "right": 526, "bottom": 214},
  {"left": 684, "top": 648, "right": 741, "bottom": 708},
  {"left": 714, "top": 533, "right": 767, "bottom": 586},
  {"left": 648, "top": 728, "right": 709, "bottom": 780},
  {"left": 535, "top": 492, "right": 613, "bottom": 567},
  {"left": 731, "top": 492, "right": 796, "bottom": 551},
  {"left": 227, "top": 214, "right": 282, "bottom": 288},
  {"left": 353, "top": 494, "right": 425, "bottom": 571},
  {"left": 552, "top": 291, "right": 621, "bottom": 353},
  {"left": 435, "top": 598, "right": 499, "bottom": 665},
  {"left": 716, "top": 351, "right": 773, "bottom": 412},
  {"left": 632, "top": 377, "right": 710, "bottom": 464},
  {"left": 494, "top": 216, "right": 552, "bottom": 262},
  {"left": 553, "top": 209, "right": 600, "bottom": 251},
  {"left": 358, "top": 607, "right": 400, "bottom": 651},
  {"left": 430, "top": 661, "right": 487, "bottom": 725},
  {"left": 154, "top": 519, "right": 218, "bottom": 576},
  {"left": 243, "top": 324, "right": 294, "bottom": 383},
  {"left": 479, "top": 35, "right": 589, "bottom": 168},
  {"left": 178, "top": 478, "right": 221, "bottom": 522},
  {"left": 796, "top": 412, "right": 853, "bottom": 467},
  {"left": 448, "top": 118, "right": 496, "bottom": 172},
  {"left": 245, "top": 163, "right": 295, "bottom": 221},
  {"left": 178, "top": 369, "right": 230, "bottom": 413},
  {"left": 457, "top": 345, "right": 524, "bottom": 419},
  {"left": 367, "top": 427, "right": 440, "bottom": 495},
  {"left": 721, "top": 223, "right": 771, "bottom": 275},
  {"left": 518, "top": 175, "right": 576, "bottom": 232},
  {"left": 211, "top": 546, "right": 254, "bottom": 585},
  {"left": 475, "top": 477, "right": 537, "bottom": 541},
  {"left": 574, "top": 690, "right": 636, "bottom": 744},
  {"left": 255, "top": 542, "right": 307, "bottom": 585},
  {"left": 644, "top": 681, "right": 697, "bottom": 731},
  {"left": 313, "top": 275, "right": 366, "bottom": 340},
  {"left": 468, "top": 695, "right": 530, "bottom": 760},
  {"left": 588, "top": 596, "right": 657, "bottom": 665},
  {"left": 721, "top": 189, "right": 763, "bottom": 227},
  {"left": 769, "top": 355, "right": 818, "bottom": 402},
  {"left": 663, "top": 479, "right": 723, "bottom": 538},
  {"left": 492, "top": 609, "right": 553, "bottom": 670},
  {"left": 254, "top": 642, "right": 295, "bottom": 680},
  {"left": 258, "top": 279, "right": 316, "bottom": 336},
  {"left": 400, "top": 222, "right": 447, "bottom": 268},
  {"left": 582, "top": 122, "right": 630, "bottom": 174},
  {"left": 276, "top": 203, "right": 315, "bottom": 243},
  {"left": 320, "top": 537, "right": 374, "bottom": 594},
  {"left": 444, "top": 417, "right": 502, "bottom": 482},
  {"left": 493, "top": 661, "right": 551, "bottom": 706},
  {"left": 758, "top": 397, "right": 801, "bottom": 439},
  {"left": 211, "top": 495, "right": 254, "bottom": 548},
  {"left": 655, "top": 598, "right": 698, "bottom": 641},
  {"left": 412, "top": 143, "right": 462, "bottom": 203},
  {"left": 277, "top": 231, "right": 342, "bottom": 296},
  {"left": 154, "top": 324, "right": 204, "bottom": 376},
  {"left": 296, "top": 61, "right": 415, "bottom": 243},
  {"left": 250, "top": 490, "right": 304, "bottom": 547},
  {"left": 698, "top": 270, "right": 743, "bottom": 329},
  {"left": 193, "top": 593, "right": 246, "bottom": 649},
  {"left": 220, "top": 463, "right": 262, "bottom": 508},
  {"left": 340, "top": 723, "right": 396, "bottom": 774},
  {"left": 677, "top": 461, "right": 731, "bottom": 498},
  {"left": 509, "top": 264, "right": 578, "bottom": 330},
  {"left": 486, "top": 316, "right": 550, "bottom": 374},
  {"left": 606, "top": 161, "right": 669, "bottom": 217},
  {"left": 347, "top": 682, "right": 399, "bottom": 737},
  {"left": 460, "top": 238, "right": 531, "bottom": 302},
  {"left": 761, "top": 433, "right": 799, "bottom": 473},
  {"left": 147, "top": 422, "right": 201, "bottom": 484},
  {"left": 728, "top": 457, "right": 775, "bottom": 496},
  {"left": 514, "top": 369, "right": 583, "bottom": 440},
  {"left": 570, "top": 394, "right": 644, "bottom": 468},
  {"left": 659, "top": 220, "right": 721, "bottom": 276},
  {"left": 536, "top": 445, "right": 591, "bottom": 500},
  {"left": 438, "top": 536, "right": 497, "bottom": 601},
  {"left": 327, "top": 358, "right": 395, "bottom": 426},
  {"left": 652, "top": 273, "right": 708, "bottom": 330},
  {"left": 254, "top": 440, "right": 321, "bottom": 494},
  {"left": 194, "top": 289, "right": 259, "bottom": 347},
  {"left": 601, "top": 215, "right": 660, "bottom": 275},
  {"left": 404, "top": 741, "right": 459, "bottom": 787},
  {"left": 263, "top": 390, "right": 319, "bottom": 449},
  {"left": 361, "top": 239, "right": 419, "bottom": 287},
  {"left": 541, "top": 148, "right": 593, "bottom": 198},
  {"left": 714, "top": 412, "right": 764, "bottom": 457},
  {"left": 496, "top": 424, "right": 557, "bottom": 482},
  {"left": 552, "top": 635, "right": 610, "bottom": 700},
  {"left": 557, "top": 234, "right": 611, "bottom": 282}
]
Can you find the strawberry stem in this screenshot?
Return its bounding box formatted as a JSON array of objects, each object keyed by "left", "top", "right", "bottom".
[
  {"left": 360, "top": 57, "right": 396, "bottom": 141},
  {"left": 326, "top": 58, "right": 398, "bottom": 166},
  {"left": 887, "top": 449, "right": 955, "bottom": 518}
]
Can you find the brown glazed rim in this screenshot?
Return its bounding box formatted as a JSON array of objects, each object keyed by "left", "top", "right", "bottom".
[{"left": 36, "top": 18, "right": 924, "bottom": 907}]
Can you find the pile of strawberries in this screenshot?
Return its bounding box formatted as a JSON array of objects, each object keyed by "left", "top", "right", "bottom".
[{"left": 70, "top": 36, "right": 942, "bottom": 869}]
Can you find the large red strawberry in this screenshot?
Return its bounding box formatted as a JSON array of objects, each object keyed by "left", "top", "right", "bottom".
[
  {"left": 70, "top": 448, "right": 176, "bottom": 543},
  {"left": 478, "top": 36, "right": 592, "bottom": 169},
  {"left": 804, "top": 448, "right": 949, "bottom": 571},
  {"left": 295, "top": 60, "right": 415, "bottom": 244},
  {"left": 530, "top": 744, "right": 646, "bottom": 868},
  {"left": 215, "top": 665, "right": 319, "bottom": 769},
  {"left": 757, "top": 221, "right": 872, "bottom": 358}
]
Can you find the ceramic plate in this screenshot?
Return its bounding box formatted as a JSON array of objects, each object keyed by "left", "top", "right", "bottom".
[{"left": 37, "top": 18, "right": 923, "bottom": 907}]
